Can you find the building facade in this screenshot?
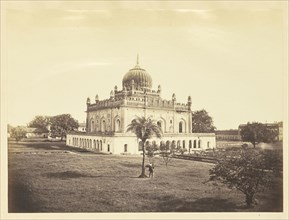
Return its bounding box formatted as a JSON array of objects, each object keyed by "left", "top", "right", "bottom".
[
  {"left": 215, "top": 129, "right": 241, "bottom": 141},
  {"left": 66, "top": 59, "right": 216, "bottom": 154},
  {"left": 77, "top": 123, "right": 87, "bottom": 132},
  {"left": 25, "top": 127, "right": 49, "bottom": 138}
]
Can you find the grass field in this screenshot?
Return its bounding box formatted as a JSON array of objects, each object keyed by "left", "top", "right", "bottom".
[{"left": 8, "top": 141, "right": 283, "bottom": 212}]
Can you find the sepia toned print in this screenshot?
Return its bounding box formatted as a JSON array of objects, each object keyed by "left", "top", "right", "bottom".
[{"left": 1, "top": 1, "right": 288, "bottom": 220}]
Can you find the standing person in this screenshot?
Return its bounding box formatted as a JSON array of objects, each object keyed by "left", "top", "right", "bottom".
[{"left": 148, "top": 163, "right": 154, "bottom": 178}]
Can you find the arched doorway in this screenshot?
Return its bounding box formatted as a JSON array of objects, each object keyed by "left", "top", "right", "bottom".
[
  {"left": 157, "top": 121, "right": 162, "bottom": 129},
  {"left": 115, "top": 119, "right": 121, "bottom": 132},
  {"left": 138, "top": 141, "right": 143, "bottom": 151},
  {"left": 179, "top": 122, "right": 183, "bottom": 133}
]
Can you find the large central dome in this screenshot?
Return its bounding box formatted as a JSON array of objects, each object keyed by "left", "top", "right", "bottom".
[{"left": 122, "top": 58, "right": 152, "bottom": 90}]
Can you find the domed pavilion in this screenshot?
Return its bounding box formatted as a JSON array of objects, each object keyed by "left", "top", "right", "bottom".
[{"left": 66, "top": 57, "right": 216, "bottom": 154}]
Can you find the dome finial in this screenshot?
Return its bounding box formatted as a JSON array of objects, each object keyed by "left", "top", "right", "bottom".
[{"left": 136, "top": 54, "right": 139, "bottom": 65}]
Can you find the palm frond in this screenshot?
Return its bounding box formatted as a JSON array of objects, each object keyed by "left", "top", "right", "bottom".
[{"left": 126, "top": 116, "right": 162, "bottom": 141}]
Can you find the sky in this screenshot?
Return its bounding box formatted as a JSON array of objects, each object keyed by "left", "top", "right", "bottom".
[{"left": 1, "top": 1, "right": 288, "bottom": 130}]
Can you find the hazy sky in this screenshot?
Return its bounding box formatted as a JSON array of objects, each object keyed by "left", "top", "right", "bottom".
[{"left": 1, "top": 1, "right": 287, "bottom": 129}]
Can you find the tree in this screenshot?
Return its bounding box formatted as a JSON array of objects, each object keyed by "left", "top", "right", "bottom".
[
  {"left": 209, "top": 148, "right": 281, "bottom": 208},
  {"left": 159, "top": 142, "right": 176, "bottom": 167},
  {"left": 10, "top": 126, "right": 27, "bottom": 142},
  {"left": 240, "top": 122, "right": 278, "bottom": 148},
  {"left": 50, "top": 114, "right": 78, "bottom": 140},
  {"left": 159, "top": 142, "right": 187, "bottom": 167},
  {"left": 192, "top": 109, "right": 216, "bottom": 133},
  {"left": 7, "top": 124, "right": 13, "bottom": 134},
  {"left": 127, "top": 116, "right": 162, "bottom": 178},
  {"left": 28, "top": 115, "right": 50, "bottom": 133}
]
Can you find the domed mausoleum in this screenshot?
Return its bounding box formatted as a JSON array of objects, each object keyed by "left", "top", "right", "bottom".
[{"left": 66, "top": 57, "right": 216, "bottom": 154}]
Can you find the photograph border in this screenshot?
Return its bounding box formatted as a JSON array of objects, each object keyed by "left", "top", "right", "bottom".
[{"left": 1, "top": 1, "right": 288, "bottom": 219}]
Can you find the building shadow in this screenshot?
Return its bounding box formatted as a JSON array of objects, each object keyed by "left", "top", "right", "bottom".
[
  {"left": 43, "top": 171, "right": 137, "bottom": 179},
  {"left": 158, "top": 197, "right": 241, "bottom": 212},
  {"left": 8, "top": 179, "right": 42, "bottom": 212}
]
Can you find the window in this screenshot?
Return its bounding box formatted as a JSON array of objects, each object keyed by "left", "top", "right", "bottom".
[
  {"left": 157, "top": 121, "right": 162, "bottom": 128},
  {"left": 207, "top": 141, "right": 210, "bottom": 148},
  {"left": 138, "top": 141, "right": 143, "bottom": 151},
  {"left": 108, "top": 144, "right": 110, "bottom": 152},
  {"left": 124, "top": 144, "right": 128, "bottom": 152},
  {"left": 183, "top": 140, "right": 185, "bottom": 148},
  {"left": 189, "top": 140, "right": 192, "bottom": 149},
  {"left": 115, "top": 119, "right": 121, "bottom": 132},
  {"left": 179, "top": 122, "right": 183, "bottom": 133},
  {"left": 194, "top": 140, "right": 197, "bottom": 148},
  {"left": 198, "top": 140, "right": 201, "bottom": 148},
  {"left": 91, "top": 121, "right": 94, "bottom": 132}
]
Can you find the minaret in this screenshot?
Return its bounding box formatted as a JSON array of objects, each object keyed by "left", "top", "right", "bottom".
[
  {"left": 86, "top": 97, "right": 91, "bottom": 105},
  {"left": 110, "top": 90, "right": 114, "bottom": 100},
  {"left": 188, "top": 96, "right": 192, "bottom": 133},
  {"left": 157, "top": 85, "right": 161, "bottom": 94},
  {"left": 188, "top": 96, "right": 192, "bottom": 110},
  {"left": 172, "top": 93, "right": 176, "bottom": 102},
  {"left": 86, "top": 97, "right": 90, "bottom": 132},
  {"left": 95, "top": 94, "right": 99, "bottom": 103}
]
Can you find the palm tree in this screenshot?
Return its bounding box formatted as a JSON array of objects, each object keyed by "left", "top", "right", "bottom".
[{"left": 127, "top": 116, "right": 162, "bottom": 178}]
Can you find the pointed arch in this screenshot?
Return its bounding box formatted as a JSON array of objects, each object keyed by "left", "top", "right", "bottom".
[
  {"left": 114, "top": 116, "right": 121, "bottom": 132},
  {"left": 100, "top": 117, "right": 106, "bottom": 132},
  {"left": 178, "top": 119, "right": 186, "bottom": 133},
  {"left": 156, "top": 117, "right": 166, "bottom": 133},
  {"left": 194, "top": 140, "right": 197, "bottom": 148},
  {"left": 100, "top": 140, "right": 103, "bottom": 151},
  {"left": 138, "top": 141, "right": 143, "bottom": 151}
]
